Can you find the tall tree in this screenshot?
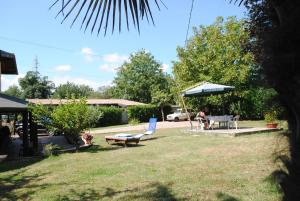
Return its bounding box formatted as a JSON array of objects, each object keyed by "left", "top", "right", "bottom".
[
  {"left": 19, "top": 71, "right": 54, "bottom": 99},
  {"left": 3, "top": 85, "right": 23, "bottom": 99},
  {"left": 112, "top": 49, "right": 167, "bottom": 103},
  {"left": 53, "top": 82, "right": 93, "bottom": 99},
  {"left": 244, "top": 1, "right": 300, "bottom": 200},
  {"left": 173, "top": 16, "right": 261, "bottom": 116},
  {"left": 151, "top": 75, "right": 175, "bottom": 121}
]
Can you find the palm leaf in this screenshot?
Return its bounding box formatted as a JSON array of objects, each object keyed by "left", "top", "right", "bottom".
[{"left": 50, "top": 0, "right": 162, "bottom": 35}]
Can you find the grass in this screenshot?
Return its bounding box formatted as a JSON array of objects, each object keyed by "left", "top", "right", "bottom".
[{"left": 0, "top": 126, "right": 286, "bottom": 201}]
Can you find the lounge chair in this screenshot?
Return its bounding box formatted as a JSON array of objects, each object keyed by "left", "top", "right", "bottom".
[
  {"left": 143, "top": 118, "right": 157, "bottom": 137},
  {"left": 105, "top": 133, "right": 144, "bottom": 147},
  {"left": 104, "top": 118, "right": 157, "bottom": 146}
]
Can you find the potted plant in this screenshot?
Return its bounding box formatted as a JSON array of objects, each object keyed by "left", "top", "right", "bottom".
[
  {"left": 81, "top": 132, "right": 93, "bottom": 145},
  {"left": 264, "top": 110, "right": 278, "bottom": 128}
]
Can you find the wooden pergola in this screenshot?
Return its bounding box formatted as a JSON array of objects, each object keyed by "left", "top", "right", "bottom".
[{"left": 0, "top": 93, "right": 38, "bottom": 156}]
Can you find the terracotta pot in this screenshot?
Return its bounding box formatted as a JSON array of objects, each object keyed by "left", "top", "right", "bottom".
[{"left": 266, "top": 123, "right": 278, "bottom": 128}]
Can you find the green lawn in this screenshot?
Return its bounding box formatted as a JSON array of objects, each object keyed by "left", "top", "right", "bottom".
[{"left": 0, "top": 127, "right": 285, "bottom": 201}]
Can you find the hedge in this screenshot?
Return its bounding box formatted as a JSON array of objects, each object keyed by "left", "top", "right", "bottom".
[
  {"left": 96, "top": 106, "right": 124, "bottom": 127},
  {"left": 127, "top": 105, "right": 160, "bottom": 122}
]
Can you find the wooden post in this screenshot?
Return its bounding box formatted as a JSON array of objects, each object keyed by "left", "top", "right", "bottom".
[
  {"left": 22, "top": 111, "right": 29, "bottom": 156},
  {"left": 29, "top": 112, "right": 38, "bottom": 153}
]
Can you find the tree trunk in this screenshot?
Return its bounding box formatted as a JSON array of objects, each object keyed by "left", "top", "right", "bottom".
[{"left": 161, "top": 106, "right": 165, "bottom": 122}]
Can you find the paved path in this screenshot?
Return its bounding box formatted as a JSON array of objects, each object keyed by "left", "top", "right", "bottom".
[{"left": 91, "top": 121, "right": 196, "bottom": 134}]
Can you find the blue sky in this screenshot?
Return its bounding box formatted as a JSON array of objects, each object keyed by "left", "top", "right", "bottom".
[{"left": 0, "top": 0, "right": 246, "bottom": 91}]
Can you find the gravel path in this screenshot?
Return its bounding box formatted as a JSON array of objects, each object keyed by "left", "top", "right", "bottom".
[{"left": 90, "top": 121, "right": 198, "bottom": 134}]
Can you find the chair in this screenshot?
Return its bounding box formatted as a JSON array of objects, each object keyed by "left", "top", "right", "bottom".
[
  {"left": 105, "top": 133, "right": 144, "bottom": 147},
  {"left": 228, "top": 115, "right": 240, "bottom": 129},
  {"left": 104, "top": 118, "right": 157, "bottom": 146},
  {"left": 143, "top": 118, "right": 157, "bottom": 137}
]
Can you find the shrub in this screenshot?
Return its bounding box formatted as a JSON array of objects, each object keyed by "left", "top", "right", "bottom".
[
  {"left": 96, "top": 106, "right": 124, "bottom": 126},
  {"left": 127, "top": 105, "right": 159, "bottom": 122},
  {"left": 129, "top": 118, "right": 140, "bottom": 125},
  {"left": 51, "top": 99, "right": 102, "bottom": 146},
  {"left": 43, "top": 143, "right": 61, "bottom": 156}
]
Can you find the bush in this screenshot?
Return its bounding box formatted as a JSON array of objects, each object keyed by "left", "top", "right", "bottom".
[
  {"left": 96, "top": 107, "right": 124, "bottom": 126},
  {"left": 129, "top": 118, "right": 140, "bottom": 125},
  {"left": 43, "top": 143, "right": 61, "bottom": 156},
  {"left": 127, "top": 105, "right": 159, "bottom": 122}
]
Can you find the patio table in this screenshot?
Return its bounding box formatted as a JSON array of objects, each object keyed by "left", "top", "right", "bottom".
[{"left": 206, "top": 115, "right": 233, "bottom": 129}]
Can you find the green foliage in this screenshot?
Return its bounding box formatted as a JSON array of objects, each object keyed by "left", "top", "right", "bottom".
[
  {"left": 43, "top": 143, "right": 61, "bottom": 157},
  {"left": 264, "top": 111, "right": 278, "bottom": 123},
  {"left": 127, "top": 105, "right": 159, "bottom": 122},
  {"left": 96, "top": 107, "right": 124, "bottom": 127},
  {"left": 51, "top": 99, "right": 102, "bottom": 144},
  {"left": 172, "top": 16, "right": 278, "bottom": 118},
  {"left": 173, "top": 16, "right": 253, "bottom": 89},
  {"left": 53, "top": 82, "right": 93, "bottom": 99},
  {"left": 128, "top": 118, "right": 140, "bottom": 125},
  {"left": 3, "top": 85, "right": 23, "bottom": 99},
  {"left": 151, "top": 75, "right": 175, "bottom": 121},
  {"left": 31, "top": 99, "right": 102, "bottom": 146},
  {"left": 19, "top": 71, "right": 54, "bottom": 98},
  {"left": 112, "top": 49, "right": 169, "bottom": 103}
]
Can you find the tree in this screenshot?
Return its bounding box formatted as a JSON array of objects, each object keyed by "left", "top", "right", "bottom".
[
  {"left": 53, "top": 82, "right": 93, "bottom": 99},
  {"left": 19, "top": 71, "right": 54, "bottom": 99},
  {"left": 151, "top": 75, "right": 174, "bottom": 121},
  {"left": 112, "top": 49, "right": 168, "bottom": 103},
  {"left": 89, "top": 85, "right": 114, "bottom": 99},
  {"left": 244, "top": 1, "right": 300, "bottom": 200},
  {"left": 173, "top": 16, "right": 261, "bottom": 116},
  {"left": 3, "top": 85, "right": 23, "bottom": 99}
]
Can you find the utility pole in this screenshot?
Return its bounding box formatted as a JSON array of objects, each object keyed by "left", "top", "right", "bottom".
[{"left": 33, "top": 56, "right": 39, "bottom": 75}]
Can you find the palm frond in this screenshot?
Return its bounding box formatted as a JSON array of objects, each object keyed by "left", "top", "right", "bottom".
[{"left": 50, "top": 0, "right": 163, "bottom": 36}]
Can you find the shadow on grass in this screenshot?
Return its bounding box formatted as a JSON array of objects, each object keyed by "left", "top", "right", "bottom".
[
  {"left": 0, "top": 170, "right": 51, "bottom": 200},
  {"left": 53, "top": 189, "right": 100, "bottom": 201},
  {"left": 216, "top": 192, "right": 241, "bottom": 201},
  {"left": 52, "top": 182, "right": 184, "bottom": 201},
  {"left": 141, "top": 136, "right": 167, "bottom": 141},
  {"left": 100, "top": 182, "right": 185, "bottom": 200},
  {"left": 0, "top": 157, "right": 43, "bottom": 172},
  {"left": 79, "top": 144, "right": 123, "bottom": 153}
]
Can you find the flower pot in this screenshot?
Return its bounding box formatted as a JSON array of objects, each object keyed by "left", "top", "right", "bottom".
[{"left": 266, "top": 123, "right": 278, "bottom": 128}]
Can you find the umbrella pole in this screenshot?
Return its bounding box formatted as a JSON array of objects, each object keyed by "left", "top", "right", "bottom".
[{"left": 179, "top": 94, "right": 193, "bottom": 130}]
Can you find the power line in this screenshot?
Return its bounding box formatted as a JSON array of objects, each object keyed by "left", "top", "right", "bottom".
[
  {"left": 0, "top": 35, "right": 76, "bottom": 53},
  {"left": 185, "top": 0, "right": 195, "bottom": 46}
]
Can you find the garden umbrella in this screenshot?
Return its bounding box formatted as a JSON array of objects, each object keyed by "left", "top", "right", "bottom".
[
  {"left": 0, "top": 50, "right": 18, "bottom": 91},
  {"left": 182, "top": 82, "right": 235, "bottom": 97},
  {"left": 181, "top": 82, "right": 235, "bottom": 130}
]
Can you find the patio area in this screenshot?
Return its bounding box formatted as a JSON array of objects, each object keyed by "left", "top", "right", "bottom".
[{"left": 187, "top": 126, "right": 281, "bottom": 137}]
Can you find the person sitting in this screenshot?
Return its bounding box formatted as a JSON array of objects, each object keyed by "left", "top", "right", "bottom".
[{"left": 196, "top": 109, "right": 209, "bottom": 129}]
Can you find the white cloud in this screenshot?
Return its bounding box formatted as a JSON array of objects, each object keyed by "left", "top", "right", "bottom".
[
  {"left": 99, "top": 64, "right": 119, "bottom": 73},
  {"left": 102, "top": 53, "right": 129, "bottom": 63},
  {"left": 1, "top": 74, "right": 25, "bottom": 91},
  {"left": 54, "top": 65, "right": 71, "bottom": 72},
  {"left": 81, "top": 47, "right": 95, "bottom": 62},
  {"left": 161, "top": 63, "right": 169, "bottom": 72},
  {"left": 52, "top": 76, "right": 112, "bottom": 90}
]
